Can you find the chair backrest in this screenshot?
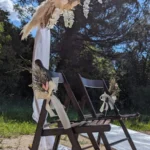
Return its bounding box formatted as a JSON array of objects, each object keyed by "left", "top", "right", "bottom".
[
  {"left": 78, "top": 74, "right": 119, "bottom": 118},
  {"left": 80, "top": 76, "right": 104, "bottom": 89},
  {"left": 78, "top": 74, "right": 109, "bottom": 91},
  {"left": 50, "top": 71, "right": 64, "bottom": 83},
  {"left": 50, "top": 71, "right": 85, "bottom": 121}
]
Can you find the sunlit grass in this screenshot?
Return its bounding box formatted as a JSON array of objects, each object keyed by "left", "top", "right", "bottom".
[
  {"left": 0, "top": 96, "right": 150, "bottom": 138},
  {"left": 0, "top": 96, "right": 36, "bottom": 138},
  {"left": 113, "top": 118, "right": 150, "bottom": 132},
  {"left": 0, "top": 116, "right": 36, "bottom": 138}
]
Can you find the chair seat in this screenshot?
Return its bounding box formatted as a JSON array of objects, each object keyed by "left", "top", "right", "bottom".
[
  {"left": 84, "top": 113, "right": 104, "bottom": 119},
  {"left": 97, "top": 113, "right": 140, "bottom": 120},
  {"left": 42, "top": 120, "right": 111, "bottom": 136},
  {"left": 71, "top": 119, "right": 111, "bottom": 127}
]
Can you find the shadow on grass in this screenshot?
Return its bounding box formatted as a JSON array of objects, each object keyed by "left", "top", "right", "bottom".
[
  {"left": 0, "top": 96, "right": 34, "bottom": 123},
  {"left": 0, "top": 95, "right": 80, "bottom": 122},
  {"left": 0, "top": 96, "right": 36, "bottom": 138},
  {"left": 0, "top": 95, "right": 79, "bottom": 138}
]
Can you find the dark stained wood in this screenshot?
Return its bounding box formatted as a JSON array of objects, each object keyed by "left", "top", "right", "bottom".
[
  {"left": 62, "top": 72, "right": 86, "bottom": 121},
  {"left": 97, "top": 133, "right": 101, "bottom": 145},
  {"left": 66, "top": 128, "right": 82, "bottom": 150},
  {"left": 50, "top": 71, "right": 64, "bottom": 83},
  {"left": 53, "top": 121, "right": 62, "bottom": 150},
  {"left": 82, "top": 145, "right": 93, "bottom": 150},
  {"left": 53, "top": 135, "right": 61, "bottom": 150},
  {"left": 119, "top": 120, "right": 136, "bottom": 150},
  {"left": 97, "top": 120, "right": 105, "bottom": 125},
  {"left": 87, "top": 133, "right": 100, "bottom": 150},
  {"left": 89, "top": 120, "right": 99, "bottom": 125},
  {"left": 79, "top": 76, "right": 104, "bottom": 88},
  {"left": 100, "top": 132, "right": 111, "bottom": 150},
  {"left": 78, "top": 74, "right": 139, "bottom": 150},
  {"left": 78, "top": 74, "right": 97, "bottom": 118},
  {"left": 110, "top": 138, "right": 128, "bottom": 146},
  {"left": 104, "top": 119, "right": 111, "bottom": 125},
  {"left": 50, "top": 71, "right": 85, "bottom": 121},
  {"left": 31, "top": 100, "right": 47, "bottom": 150},
  {"left": 31, "top": 71, "right": 112, "bottom": 150},
  {"left": 74, "top": 125, "right": 111, "bottom": 133}
]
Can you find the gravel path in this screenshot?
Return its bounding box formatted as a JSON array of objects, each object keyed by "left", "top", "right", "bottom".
[
  {"left": 0, "top": 135, "right": 33, "bottom": 150},
  {"left": 0, "top": 135, "right": 108, "bottom": 150}
]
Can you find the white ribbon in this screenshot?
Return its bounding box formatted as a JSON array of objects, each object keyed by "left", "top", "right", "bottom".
[
  {"left": 32, "top": 27, "right": 54, "bottom": 150},
  {"left": 34, "top": 77, "right": 71, "bottom": 129},
  {"left": 99, "top": 92, "right": 116, "bottom": 112},
  {"left": 51, "top": 95, "right": 71, "bottom": 129},
  {"left": 45, "top": 77, "right": 59, "bottom": 118}
]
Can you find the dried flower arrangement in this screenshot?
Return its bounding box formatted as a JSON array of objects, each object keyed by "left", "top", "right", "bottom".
[
  {"left": 21, "top": 0, "right": 103, "bottom": 40},
  {"left": 99, "top": 78, "right": 120, "bottom": 112},
  {"left": 83, "top": 0, "right": 102, "bottom": 18},
  {"left": 21, "top": 0, "right": 80, "bottom": 40},
  {"left": 31, "top": 59, "right": 57, "bottom": 100},
  {"left": 31, "top": 60, "right": 71, "bottom": 128},
  {"left": 108, "top": 78, "right": 120, "bottom": 99}
]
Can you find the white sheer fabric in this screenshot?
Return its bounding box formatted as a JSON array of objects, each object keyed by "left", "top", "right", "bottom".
[{"left": 32, "top": 27, "right": 55, "bottom": 150}]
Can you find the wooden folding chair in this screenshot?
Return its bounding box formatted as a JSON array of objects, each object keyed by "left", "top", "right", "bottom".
[
  {"left": 77, "top": 74, "right": 140, "bottom": 150},
  {"left": 30, "top": 71, "right": 112, "bottom": 150}
]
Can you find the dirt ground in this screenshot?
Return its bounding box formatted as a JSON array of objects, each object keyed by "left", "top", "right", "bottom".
[{"left": 0, "top": 135, "right": 114, "bottom": 150}]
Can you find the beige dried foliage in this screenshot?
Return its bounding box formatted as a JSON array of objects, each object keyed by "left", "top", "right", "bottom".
[
  {"left": 21, "top": 0, "right": 55, "bottom": 40},
  {"left": 21, "top": 0, "right": 80, "bottom": 40},
  {"left": 63, "top": 0, "right": 80, "bottom": 9},
  {"left": 54, "top": 0, "right": 68, "bottom": 9},
  {"left": 109, "top": 78, "right": 120, "bottom": 97}
]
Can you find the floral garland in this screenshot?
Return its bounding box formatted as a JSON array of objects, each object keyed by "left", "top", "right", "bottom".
[
  {"left": 46, "top": 0, "right": 103, "bottom": 28},
  {"left": 21, "top": 0, "right": 103, "bottom": 40},
  {"left": 83, "top": 0, "right": 103, "bottom": 18},
  {"left": 47, "top": 8, "right": 75, "bottom": 29},
  {"left": 47, "top": 8, "right": 63, "bottom": 29},
  {"left": 47, "top": 0, "right": 103, "bottom": 28},
  {"left": 63, "top": 10, "right": 74, "bottom": 28}
]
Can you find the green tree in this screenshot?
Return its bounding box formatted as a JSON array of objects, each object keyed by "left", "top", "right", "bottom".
[{"left": 0, "top": 9, "right": 33, "bottom": 97}]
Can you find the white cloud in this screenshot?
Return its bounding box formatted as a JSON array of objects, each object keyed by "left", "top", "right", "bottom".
[{"left": 0, "top": 0, "right": 19, "bottom": 21}]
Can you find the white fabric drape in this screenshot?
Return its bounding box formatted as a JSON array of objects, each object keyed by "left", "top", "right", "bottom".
[{"left": 32, "top": 27, "right": 55, "bottom": 150}]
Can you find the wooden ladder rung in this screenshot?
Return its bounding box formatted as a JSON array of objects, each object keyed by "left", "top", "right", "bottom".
[
  {"left": 110, "top": 138, "right": 128, "bottom": 146},
  {"left": 82, "top": 145, "right": 93, "bottom": 150}
]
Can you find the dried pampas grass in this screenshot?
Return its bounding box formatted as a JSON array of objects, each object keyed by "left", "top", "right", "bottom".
[
  {"left": 63, "top": 0, "right": 80, "bottom": 9},
  {"left": 21, "top": 0, "right": 80, "bottom": 40},
  {"left": 55, "top": 0, "right": 80, "bottom": 10},
  {"left": 21, "top": 0, "right": 55, "bottom": 40}
]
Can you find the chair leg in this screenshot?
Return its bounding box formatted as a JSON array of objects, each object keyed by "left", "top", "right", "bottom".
[
  {"left": 31, "top": 100, "right": 47, "bottom": 150},
  {"left": 75, "top": 134, "right": 79, "bottom": 139},
  {"left": 53, "top": 135, "right": 61, "bottom": 150},
  {"left": 88, "top": 132, "right": 100, "bottom": 150},
  {"left": 100, "top": 132, "right": 111, "bottom": 150},
  {"left": 66, "top": 128, "right": 82, "bottom": 150},
  {"left": 53, "top": 121, "right": 62, "bottom": 150},
  {"left": 119, "top": 120, "right": 137, "bottom": 150},
  {"left": 81, "top": 96, "right": 86, "bottom": 110},
  {"left": 97, "top": 132, "right": 101, "bottom": 145}
]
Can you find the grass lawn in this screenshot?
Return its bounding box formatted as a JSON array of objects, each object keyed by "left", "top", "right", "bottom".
[
  {"left": 0, "top": 116, "right": 35, "bottom": 138},
  {"left": 0, "top": 96, "right": 36, "bottom": 138},
  {"left": 113, "top": 119, "right": 150, "bottom": 132},
  {"left": 0, "top": 96, "right": 150, "bottom": 138}
]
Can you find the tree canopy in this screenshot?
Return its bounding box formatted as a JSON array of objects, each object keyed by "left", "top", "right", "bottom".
[{"left": 0, "top": 0, "right": 150, "bottom": 114}]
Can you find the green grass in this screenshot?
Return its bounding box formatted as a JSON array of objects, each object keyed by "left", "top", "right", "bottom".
[
  {"left": 113, "top": 118, "right": 150, "bottom": 132},
  {"left": 0, "top": 96, "right": 36, "bottom": 138},
  {"left": 0, "top": 95, "right": 150, "bottom": 138},
  {"left": 0, "top": 116, "right": 36, "bottom": 138}
]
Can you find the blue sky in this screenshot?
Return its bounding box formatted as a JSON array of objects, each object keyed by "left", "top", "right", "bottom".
[
  {"left": 0, "top": 0, "right": 19, "bottom": 22},
  {"left": 0, "top": 0, "right": 37, "bottom": 37},
  {"left": 0, "top": 0, "right": 144, "bottom": 38}
]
